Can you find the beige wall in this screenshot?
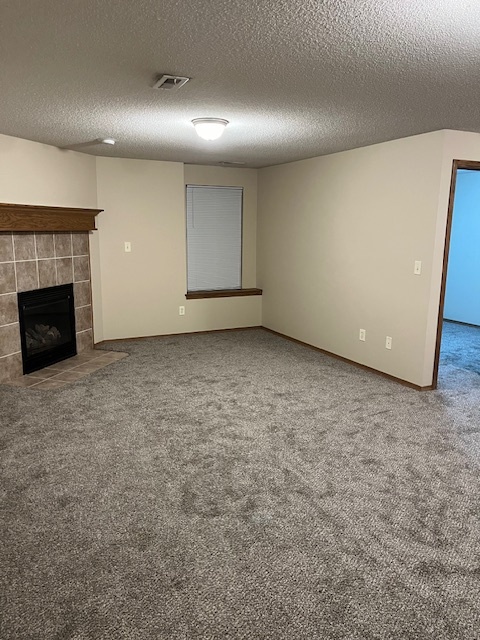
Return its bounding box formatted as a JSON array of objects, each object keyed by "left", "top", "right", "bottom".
[
  {"left": 0, "top": 133, "right": 97, "bottom": 207},
  {"left": 0, "top": 133, "right": 103, "bottom": 341},
  {"left": 258, "top": 132, "right": 446, "bottom": 387},
  {"left": 0, "top": 134, "right": 261, "bottom": 345},
  {"left": 96, "top": 159, "right": 261, "bottom": 340}
]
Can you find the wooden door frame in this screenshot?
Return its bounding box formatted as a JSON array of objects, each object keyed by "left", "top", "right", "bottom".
[{"left": 432, "top": 159, "right": 480, "bottom": 389}]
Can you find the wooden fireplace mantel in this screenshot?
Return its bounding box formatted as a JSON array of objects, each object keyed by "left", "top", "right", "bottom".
[{"left": 0, "top": 202, "right": 103, "bottom": 232}]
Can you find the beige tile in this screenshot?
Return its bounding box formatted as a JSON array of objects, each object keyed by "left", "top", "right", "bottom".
[
  {"left": 0, "top": 263, "right": 16, "bottom": 294},
  {"left": 88, "top": 359, "right": 108, "bottom": 367},
  {"left": 73, "top": 361, "right": 107, "bottom": 373},
  {"left": 0, "top": 323, "right": 21, "bottom": 358},
  {"left": 54, "top": 370, "right": 88, "bottom": 382},
  {"left": 0, "top": 352, "right": 23, "bottom": 383},
  {"left": 107, "top": 351, "right": 128, "bottom": 361},
  {"left": 13, "top": 234, "right": 36, "bottom": 261},
  {"left": 42, "top": 364, "right": 68, "bottom": 372},
  {"left": 21, "top": 374, "right": 45, "bottom": 382},
  {"left": 71, "top": 352, "right": 101, "bottom": 364},
  {"left": 16, "top": 261, "right": 38, "bottom": 292},
  {"left": 74, "top": 281, "right": 91, "bottom": 307},
  {"left": 4, "top": 375, "right": 42, "bottom": 388},
  {"left": 93, "top": 351, "right": 118, "bottom": 360},
  {"left": 54, "top": 233, "right": 73, "bottom": 258},
  {"left": 61, "top": 354, "right": 83, "bottom": 363},
  {"left": 88, "top": 349, "right": 106, "bottom": 357},
  {"left": 73, "top": 256, "right": 90, "bottom": 282},
  {"left": 35, "top": 233, "right": 55, "bottom": 259},
  {"left": 0, "top": 293, "right": 18, "bottom": 326},
  {"left": 25, "top": 368, "right": 60, "bottom": 380},
  {"left": 44, "top": 359, "right": 78, "bottom": 372},
  {"left": 78, "top": 350, "right": 102, "bottom": 360},
  {"left": 72, "top": 233, "right": 89, "bottom": 256},
  {"left": 32, "top": 378, "right": 67, "bottom": 390},
  {"left": 38, "top": 259, "right": 57, "bottom": 289},
  {"left": 95, "top": 351, "right": 127, "bottom": 363},
  {"left": 75, "top": 305, "right": 92, "bottom": 332},
  {"left": 56, "top": 258, "right": 73, "bottom": 285},
  {"left": 93, "top": 358, "right": 118, "bottom": 368},
  {"left": 76, "top": 329, "right": 93, "bottom": 352},
  {"left": 0, "top": 234, "right": 14, "bottom": 262}
]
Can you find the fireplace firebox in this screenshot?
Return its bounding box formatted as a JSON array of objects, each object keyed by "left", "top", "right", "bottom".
[{"left": 17, "top": 284, "right": 77, "bottom": 374}]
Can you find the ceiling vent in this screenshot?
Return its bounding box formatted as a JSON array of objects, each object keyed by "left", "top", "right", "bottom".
[
  {"left": 218, "top": 161, "right": 246, "bottom": 166},
  {"left": 153, "top": 74, "right": 190, "bottom": 90}
]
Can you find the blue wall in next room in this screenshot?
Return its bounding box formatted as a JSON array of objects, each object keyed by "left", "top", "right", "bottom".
[{"left": 444, "top": 169, "right": 480, "bottom": 326}]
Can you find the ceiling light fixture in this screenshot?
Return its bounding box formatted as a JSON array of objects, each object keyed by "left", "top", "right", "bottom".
[
  {"left": 99, "top": 138, "right": 116, "bottom": 145},
  {"left": 192, "top": 118, "right": 229, "bottom": 141}
]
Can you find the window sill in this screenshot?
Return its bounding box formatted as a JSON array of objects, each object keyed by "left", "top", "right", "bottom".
[{"left": 186, "top": 288, "right": 263, "bottom": 300}]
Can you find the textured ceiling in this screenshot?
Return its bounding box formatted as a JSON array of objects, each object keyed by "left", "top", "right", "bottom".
[{"left": 1, "top": 0, "right": 480, "bottom": 168}]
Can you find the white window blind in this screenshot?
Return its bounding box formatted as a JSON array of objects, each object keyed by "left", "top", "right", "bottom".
[{"left": 186, "top": 185, "right": 243, "bottom": 291}]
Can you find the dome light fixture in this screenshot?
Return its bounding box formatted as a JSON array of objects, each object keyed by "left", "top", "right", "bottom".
[
  {"left": 93, "top": 138, "right": 116, "bottom": 145},
  {"left": 192, "top": 118, "right": 229, "bottom": 141}
]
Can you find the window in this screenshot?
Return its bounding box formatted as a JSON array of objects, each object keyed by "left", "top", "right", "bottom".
[{"left": 186, "top": 185, "right": 243, "bottom": 292}]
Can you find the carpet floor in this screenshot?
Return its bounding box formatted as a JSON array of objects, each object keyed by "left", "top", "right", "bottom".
[
  {"left": 1, "top": 327, "right": 480, "bottom": 639},
  {"left": 440, "top": 320, "right": 480, "bottom": 384}
]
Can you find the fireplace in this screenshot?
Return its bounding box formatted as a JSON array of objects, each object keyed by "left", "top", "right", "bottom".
[{"left": 17, "top": 284, "right": 77, "bottom": 374}]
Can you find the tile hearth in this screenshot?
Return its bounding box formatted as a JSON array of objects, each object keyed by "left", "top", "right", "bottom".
[{"left": 3, "top": 349, "right": 128, "bottom": 390}]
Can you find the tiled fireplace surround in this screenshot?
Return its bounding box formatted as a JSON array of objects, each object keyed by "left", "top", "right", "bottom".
[{"left": 0, "top": 232, "right": 93, "bottom": 383}]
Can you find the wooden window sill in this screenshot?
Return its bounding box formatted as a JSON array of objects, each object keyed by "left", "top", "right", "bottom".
[{"left": 186, "top": 288, "right": 263, "bottom": 300}]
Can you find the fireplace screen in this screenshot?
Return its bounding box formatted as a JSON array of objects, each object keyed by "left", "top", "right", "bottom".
[{"left": 17, "top": 284, "right": 77, "bottom": 374}]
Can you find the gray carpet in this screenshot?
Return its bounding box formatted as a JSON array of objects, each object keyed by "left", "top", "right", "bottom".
[
  {"left": 440, "top": 320, "right": 480, "bottom": 381},
  {"left": 1, "top": 327, "right": 480, "bottom": 639}
]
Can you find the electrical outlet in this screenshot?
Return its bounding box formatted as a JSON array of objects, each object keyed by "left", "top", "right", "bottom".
[
  {"left": 386, "top": 336, "right": 392, "bottom": 350},
  {"left": 179, "top": 306, "right": 185, "bottom": 316},
  {"left": 359, "top": 329, "right": 366, "bottom": 342},
  {"left": 124, "top": 241, "right": 131, "bottom": 253}
]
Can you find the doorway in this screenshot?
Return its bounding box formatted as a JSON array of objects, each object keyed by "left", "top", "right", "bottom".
[{"left": 433, "top": 160, "right": 480, "bottom": 388}]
